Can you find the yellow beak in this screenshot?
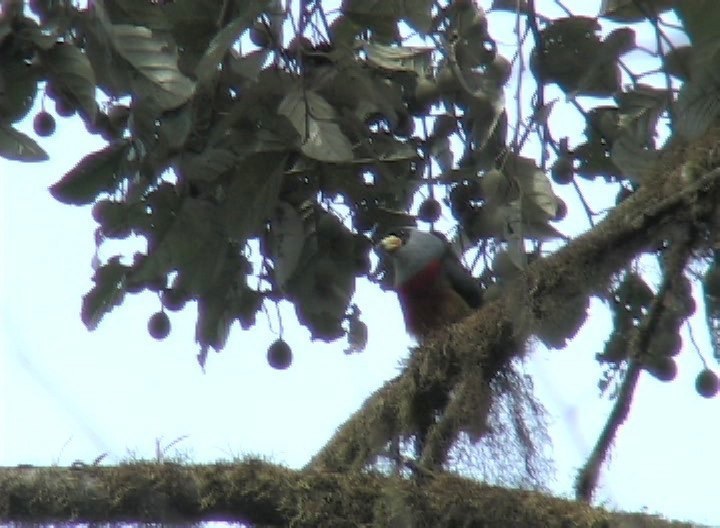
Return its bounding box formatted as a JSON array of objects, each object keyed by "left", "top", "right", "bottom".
[{"left": 379, "top": 234, "right": 403, "bottom": 252}]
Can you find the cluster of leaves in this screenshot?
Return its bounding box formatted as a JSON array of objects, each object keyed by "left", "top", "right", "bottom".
[
  {"left": 0, "top": 0, "right": 561, "bottom": 366},
  {"left": 3, "top": 0, "right": 720, "bottom": 386}
]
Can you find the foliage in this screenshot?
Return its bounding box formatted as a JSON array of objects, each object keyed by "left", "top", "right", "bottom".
[{"left": 3, "top": 0, "right": 720, "bottom": 516}]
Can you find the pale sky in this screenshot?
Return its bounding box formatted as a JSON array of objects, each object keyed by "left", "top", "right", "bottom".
[{"left": 1, "top": 1, "right": 718, "bottom": 526}]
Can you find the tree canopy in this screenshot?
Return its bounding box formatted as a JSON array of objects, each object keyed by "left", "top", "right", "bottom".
[{"left": 1, "top": 0, "right": 719, "bottom": 524}]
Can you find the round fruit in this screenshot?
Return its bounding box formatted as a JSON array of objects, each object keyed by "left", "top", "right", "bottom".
[
  {"left": 148, "top": 311, "right": 171, "bottom": 340},
  {"left": 91, "top": 199, "right": 120, "bottom": 225},
  {"left": 267, "top": 338, "right": 292, "bottom": 370},
  {"left": 449, "top": 181, "right": 482, "bottom": 219},
  {"left": 55, "top": 97, "right": 75, "bottom": 117},
  {"left": 392, "top": 113, "right": 415, "bottom": 137},
  {"left": 33, "top": 111, "right": 56, "bottom": 137},
  {"left": 417, "top": 198, "right": 442, "bottom": 223},
  {"left": 695, "top": 369, "right": 719, "bottom": 398},
  {"left": 551, "top": 156, "right": 574, "bottom": 185},
  {"left": 644, "top": 356, "right": 677, "bottom": 382},
  {"left": 649, "top": 330, "right": 682, "bottom": 358},
  {"left": 249, "top": 21, "right": 272, "bottom": 48},
  {"left": 553, "top": 198, "right": 568, "bottom": 221},
  {"left": 161, "top": 288, "right": 187, "bottom": 312}
]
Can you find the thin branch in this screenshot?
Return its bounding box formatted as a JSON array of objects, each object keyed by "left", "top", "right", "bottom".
[
  {"left": 575, "top": 359, "right": 641, "bottom": 502},
  {"left": 575, "top": 226, "right": 697, "bottom": 502}
]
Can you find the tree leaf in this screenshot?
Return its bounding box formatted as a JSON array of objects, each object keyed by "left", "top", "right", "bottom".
[
  {"left": 270, "top": 201, "right": 306, "bottom": 288},
  {"left": 0, "top": 58, "right": 39, "bottom": 123},
  {"left": 676, "top": 74, "right": 720, "bottom": 140},
  {"left": 229, "top": 49, "right": 269, "bottom": 84},
  {"left": 42, "top": 43, "right": 98, "bottom": 121},
  {"left": 363, "top": 42, "right": 433, "bottom": 75},
  {"left": 599, "top": 0, "right": 673, "bottom": 22},
  {"left": 282, "top": 205, "right": 356, "bottom": 340},
  {"left": 342, "top": 0, "right": 401, "bottom": 38},
  {"left": 108, "top": 24, "right": 195, "bottom": 110},
  {"left": 0, "top": 124, "right": 48, "bottom": 162},
  {"left": 195, "top": 2, "right": 269, "bottom": 86},
  {"left": 134, "top": 198, "right": 226, "bottom": 295},
  {"left": 181, "top": 147, "right": 237, "bottom": 182},
  {"left": 82, "top": 257, "right": 128, "bottom": 331},
  {"left": 223, "top": 152, "right": 287, "bottom": 240},
  {"left": 278, "top": 86, "right": 354, "bottom": 162},
  {"left": 403, "top": 0, "right": 433, "bottom": 35},
  {"left": 50, "top": 141, "right": 131, "bottom": 205},
  {"left": 523, "top": 169, "right": 559, "bottom": 219},
  {"left": 610, "top": 134, "right": 659, "bottom": 183}
]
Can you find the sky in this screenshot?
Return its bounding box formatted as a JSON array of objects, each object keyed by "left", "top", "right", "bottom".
[{"left": 1, "top": 1, "right": 718, "bottom": 526}]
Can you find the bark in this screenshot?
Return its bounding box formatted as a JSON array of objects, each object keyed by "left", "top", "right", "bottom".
[{"left": 0, "top": 462, "right": 695, "bottom": 527}]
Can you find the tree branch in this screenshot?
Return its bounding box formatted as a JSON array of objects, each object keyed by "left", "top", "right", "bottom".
[
  {"left": 309, "top": 129, "right": 720, "bottom": 472},
  {"left": 0, "top": 462, "right": 695, "bottom": 526}
]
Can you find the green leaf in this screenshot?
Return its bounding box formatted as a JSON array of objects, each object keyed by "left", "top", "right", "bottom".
[
  {"left": 599, "top": 0, "right": 673, "bottom": 22},
  {"left": 282, "top": 205, "right": 356, "bottom": 340},
  {"left": 195, "top": 2, "right": 269, "bottom": 86},
  {"left": 82, "top": 257, "right": 129, "bottom": 331},
  {"left": 223, "top": 152, "right": 287, "bottom": 240},
  {"left": 134, "top": 199, "right": 226, "bottom": 295},
  {"left": 342, "top": 0, "right": 401, "bottom": 38},
  {"left": 403, "top": 0, "right": 433, "bottom": 34},
  {"left": 269, "top": 201, "right": 306, "bottom": 288},
  {"left": 363, "top": 42, "right": 433, "bottom": 75},
  {"left": 676, "top": 75, "right": 720, "bottom": 140},
  {"left": 181, "top": 147, "right": 237, "bottom": 182},
  {"left": 229, "top": 49, "right": 269, "bottom": 84},
  {"left": 109, "top": 24, "right": 195, "bottom": 110},
  {"left": 0, "top": 58, "right": 39, "bottom": 123},
  {"left": 0, "top": 124, "right": 48, "bottom": 162},
  {"left": 102, "top": 0, "right": 172, "bottom": 31},
  {"left": 42, "top": 43, "right": 98, "bottom": 121},
  {"left": 278, "top": 86, "right": 354, "bottom": 162},
  {"left": 49, "top": 141, "right": 131, "bottom": 205}
]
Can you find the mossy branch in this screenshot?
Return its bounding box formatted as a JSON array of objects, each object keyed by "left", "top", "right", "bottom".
[
  {"left": 0, "top": 462, "right": 696, "bottom": 527},
  {"left": 310, "top": 129, "right": 720, "bottom": 473}
]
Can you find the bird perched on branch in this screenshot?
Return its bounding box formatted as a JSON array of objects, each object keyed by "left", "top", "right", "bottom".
[{"left": 378, "top": 228, "right": 483, "bottom": 338}]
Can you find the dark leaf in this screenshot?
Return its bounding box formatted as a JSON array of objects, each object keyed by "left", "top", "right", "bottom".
[
  {"left": 103, "top": 18, "right": 195, "bottom": 110},
  {"left": 134, "top": 199, "right": 226, "bottom": 295},
  {"left": 363, "top": 42, "right": 433, "bottom": 75},
  {"left": 663, "top": 46, "right": 692, "bottom": 82},
  {"left": 195, "top": 2, "right": 269, "bottom": 86},
  {"left": 224, "top": 152, "right": 286, "bottom": 240},
  {"left": 676, "top": 74, "right": 720, "bottom": 140},
  {"left": 0, "top": 59, "right": 38, "bottom": 123},
  {"left": 82, "top": 257, "right": 129, "bottom": 330},
  {"left": 49, "top": 141, "right": 131, "bottom": 205},
  {"left": 42, "top": 43, "right": 98, "bottom": 121},
  {"left": 0, "top": 124, "right": 48, "bottom": 162},
  {"left": 599, "top": 0, "right": 673, "bottom": 22},
  {"left": 278, "top": 86, "right": 354, "bottom": 162},
  {"left": 180, "top": 148, "right": 237, "bottom": 182}
]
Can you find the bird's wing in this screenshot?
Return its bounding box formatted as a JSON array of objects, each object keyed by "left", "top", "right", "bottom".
[{"left": 441, "top": 252, "right": 483, "bottom": 309}]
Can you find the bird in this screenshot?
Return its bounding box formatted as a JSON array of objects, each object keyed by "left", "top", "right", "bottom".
[{"left": 378, "top": 227, "right": 483, "bottom": 338}]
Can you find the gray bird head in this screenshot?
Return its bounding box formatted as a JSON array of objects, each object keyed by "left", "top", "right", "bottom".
[{"left": 377, "top": 228, "right": 446, "bottom": 287}]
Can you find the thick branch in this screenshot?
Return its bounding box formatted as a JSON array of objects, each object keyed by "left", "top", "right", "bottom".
[
  {"left": 310, "top": 130, "right": 720, "bottom": 472},
  {"left": 0, "top": 462, "right": 695, "bottom": 527}
]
